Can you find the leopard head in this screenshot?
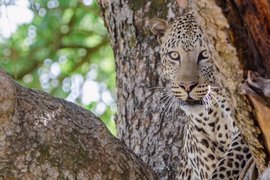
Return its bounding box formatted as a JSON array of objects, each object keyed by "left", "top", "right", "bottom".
[{"left": 150, "top": 11, "right": 217, "bottom": 110}]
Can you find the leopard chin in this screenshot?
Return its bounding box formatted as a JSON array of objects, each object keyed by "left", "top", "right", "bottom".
[
  {"left": 184, "top": 100, "right": 203, "bottom": 106},
  {"left": 180, "top": 104, "right": 206, "bottom": 114},
  {"left": 176, "top": 96, "right": 204, "bottom": 106},
  {"left": 178, "top": 98, "right": 205, "bottom": 114}
]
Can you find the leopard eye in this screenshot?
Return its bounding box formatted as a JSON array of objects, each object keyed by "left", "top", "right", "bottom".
[
  {"left": 198, "top": 50, "right": 209, "bottom": 62},
  {"left": 168, "top": 51, "right": 180, "bottom": 61}
]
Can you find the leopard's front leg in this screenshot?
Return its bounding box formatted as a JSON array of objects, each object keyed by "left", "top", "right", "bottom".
[
  {"left": 210, "top": 132, "right": 251, "bottom": 180},
  {"left": 177, "top": 154, "right": 194, "bottom": 180}
]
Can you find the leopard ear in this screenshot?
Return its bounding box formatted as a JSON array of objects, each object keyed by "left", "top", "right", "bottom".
[{"left": 149, "top": 18, "right": 168, "bottom": 44}]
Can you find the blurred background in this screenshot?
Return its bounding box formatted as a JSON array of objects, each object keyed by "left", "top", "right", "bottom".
[{"left": 0, "top": 0, "right": 117, "bottom": 135}]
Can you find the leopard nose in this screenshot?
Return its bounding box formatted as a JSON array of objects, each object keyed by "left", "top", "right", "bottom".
[{"left": 179, "top": 82, "right": 198, "bottom": 92}]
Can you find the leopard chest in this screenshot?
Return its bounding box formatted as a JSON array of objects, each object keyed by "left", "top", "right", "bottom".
[{"left": 183, "top": 108, "right": 235, "bottom": 179}]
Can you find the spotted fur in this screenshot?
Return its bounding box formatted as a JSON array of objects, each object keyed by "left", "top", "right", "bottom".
[{"left": 150, "top": 10, "right": 251, "bottom": 179}]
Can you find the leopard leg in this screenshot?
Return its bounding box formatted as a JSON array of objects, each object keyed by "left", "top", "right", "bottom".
[
  {"left": 210, "top": 132, "right": 251, "bottom": 180},
  {"left": 177, "top": 154, "right": 194, "bottom": 180}
]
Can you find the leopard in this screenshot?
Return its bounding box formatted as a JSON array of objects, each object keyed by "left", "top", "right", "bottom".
[{"left": 149, "top": 10, "right": 252, "bottom": 179}]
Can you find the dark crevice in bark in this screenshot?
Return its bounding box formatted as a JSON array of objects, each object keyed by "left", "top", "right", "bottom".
[
  {"left": 215, "top": 0, "right": 270, "bottom": 174},
  {"left": 215, "top": 0, "right": 266, "bottom": 75}
]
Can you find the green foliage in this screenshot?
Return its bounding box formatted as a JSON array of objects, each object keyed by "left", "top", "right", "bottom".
[{"left": 0, "top": 0, "right": 117, "bottom": 136}]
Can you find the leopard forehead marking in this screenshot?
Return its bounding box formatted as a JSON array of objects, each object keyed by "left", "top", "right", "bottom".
[{"left": 163, "top": 13, "right": 202, "bottom": 51}]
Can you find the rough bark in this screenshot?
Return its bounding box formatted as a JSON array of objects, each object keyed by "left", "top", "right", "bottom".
[
  {"left": 2, "top": 0, "right": 268, "bottom": 179},
  {"left": 99, "top": 0, "right": 188, "bottom": 179},
  {"left": 99, "top": 0, "right": 268, "bottom": 179},
  {"left": 192, "top": 0, "right": 268, "bottom": 173},
  {"left": 0, "top": 70, "right": 157, "bottom": 179},
  {"left": 215, "top": 0, "right": 270, "bottom": 173}
]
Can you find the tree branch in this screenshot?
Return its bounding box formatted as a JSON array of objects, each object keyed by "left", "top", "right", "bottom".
[{"left": 0, "top": 70, "right": 157, "bottom": 179}]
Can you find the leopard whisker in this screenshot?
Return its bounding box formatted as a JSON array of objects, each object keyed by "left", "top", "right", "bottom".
[
  {"left": 205, "top": 94, "right": 213, "bottom": 106},
  {"left": 207, "top": 91, "right": 219, "bottom": 105},
  {"left": 208, "top": 85, "right": 223, "bottom": 92},
  {"left": 161, "top": 96, "right": 174, "bottom": 118},
  {"left": 147, "top": 86, "right": 168, "bottom": 93},
  {"left": 158, "top": 96, "right": 178, "bottom": 131},
  {"left": 203, "top": 92, "right": 215, "bottom": 113},
  {"left": 203, "top": 97, "right": 210, "bottom": 112},
  {"left": 195, "top": 93, "right": 208, "bottom": 96},
  {"left": 145, "top": 91, "right": 173, "bottom": 115},
  {"left": 206, "top": 85, "right": 219, "bottom": 102}
]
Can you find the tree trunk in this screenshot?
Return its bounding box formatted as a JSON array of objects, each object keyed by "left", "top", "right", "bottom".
[
  {"left": 0, "top": 70, "right": 157, "bottom": 179},
  {"left": 2, "top": 0, "right": 270, "bottom": 179},
  {"left": 215, "top": 0, "right": 270, "bottom": 172},
  {"left": 99, "top": 0, "right": 270, "bottom": 178},
  {"left": 99, "top": 0, "right": 188, "bottom": 179}
]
